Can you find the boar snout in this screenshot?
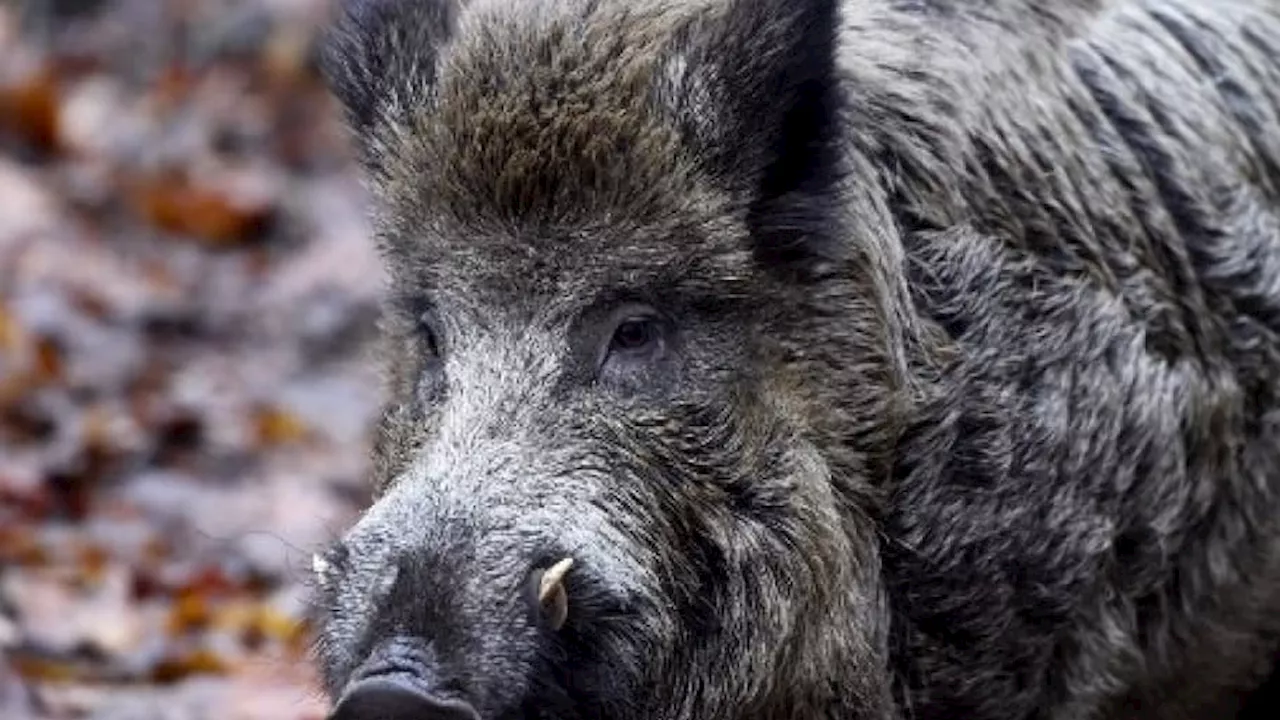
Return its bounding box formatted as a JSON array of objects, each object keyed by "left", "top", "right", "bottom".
[
  {"left": 328, "top": 637, "right": 480, "bottom": 720},
  {"left": 315, "top": 476, "right": 611, "bottom": 717}
]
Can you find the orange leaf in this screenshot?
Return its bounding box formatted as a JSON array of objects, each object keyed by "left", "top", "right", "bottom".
[
  {"left": 0, "top": 370, "right": 39, "bottom": 409},
  {"left": 67, "top": 288, "right": 112, "bottom": 321},
  {"left": 253, "top": 405, "right": 311, "bottom": 447},
  {"left": 10, "top": 655, "right": 81, "bottom": 684},
  {"left": 150, "top": 649, "right": 230, "bottom": 684},
  {"left": 212, "top": 601, "right": 309, "bottom": 651},
  {"left": 167, "top": 592, "right": 213, "bottom": 636},
  {"left": 0, "top": 527, "right": 49, "bottom": 566},
  {"left": 176, "top": 565, "right": 244, "bottom": 598},
  {"left": 0, "top": 303, "right": 24, "bottom": 353},
  {"left": 131, "top": 174, "right": 272, "bottom": 247},
  {"left": 147, "top": 65, "right": 197, "bottom": 112},
  {"left": 75, "top": 543, "right": 111, "bottom": 586},
  {"left": 33, "top": 334, "right": 65, "bottom": 383},
  {"left": 142, "top": 536, "right": 171, "bottom": 564},
  {"left": 0, "top": 66, "right": 62, "bottom": 154}
]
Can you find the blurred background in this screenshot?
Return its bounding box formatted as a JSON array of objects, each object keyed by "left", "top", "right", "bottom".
[{"left": 0, "top": 1, "right": 383, "bottom": 717}]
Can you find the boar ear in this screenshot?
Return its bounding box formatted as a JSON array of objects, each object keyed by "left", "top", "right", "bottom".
[
  {"left": 665, "top": 0, "right": 846, "bottom": 273},
  {"left": 320, "top": 0, "right": 459, "bottom": 150}
]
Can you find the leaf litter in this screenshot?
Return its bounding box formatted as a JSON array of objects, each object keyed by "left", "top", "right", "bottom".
[{"left": 1, "top": 2, "right": 384, "bottom": 718}]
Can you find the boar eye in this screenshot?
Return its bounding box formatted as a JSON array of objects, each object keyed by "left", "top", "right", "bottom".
[
  {"left": 591, "top": 304, "right": 672, "bottom": 383},
  {"left": 611, "top": 318, "right": 658, "bottom": 353},
  {"left": 417, "top": 314, "right": 442, "bottom": 359},
  {"left": 415, "top": 313, "right": 447, "bottom": 403},
  {"left": 601, "top": 309, "right": 667, "bottom": 371},
  {"left": 422, "top": 325, "right": 441, "bottom": 358}
]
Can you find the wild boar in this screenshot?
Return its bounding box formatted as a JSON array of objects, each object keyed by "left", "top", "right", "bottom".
[{"left": 311, "top": 0, "right": 1280, "bottom": 718}]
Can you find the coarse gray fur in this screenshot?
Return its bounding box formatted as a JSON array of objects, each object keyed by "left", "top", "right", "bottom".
[{"left": 311, "top": 0, "right": 1280, "bottom": 718}]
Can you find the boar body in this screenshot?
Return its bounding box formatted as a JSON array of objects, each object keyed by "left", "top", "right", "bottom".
[{"left": 315, "top": 1, "right": 1280, "bottom": 718}]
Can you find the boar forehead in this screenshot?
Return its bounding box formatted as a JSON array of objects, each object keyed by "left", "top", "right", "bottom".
[
  {"left": 375, "top": 214, "right": 766, "bottom": 326},
  {"left": 365, "top": 0, "right": 747, "bottom": 289}
]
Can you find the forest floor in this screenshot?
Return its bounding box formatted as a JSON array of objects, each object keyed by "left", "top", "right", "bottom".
[{"left": 1, "top": 1, "right": 383, "bottom": 717}]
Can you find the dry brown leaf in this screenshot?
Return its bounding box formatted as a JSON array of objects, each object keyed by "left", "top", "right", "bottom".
[
  {"left": 0, "top": 66, "right": 62, "bottom": 154},
  {"left": 67, "top": 288, "right": 112, "bottom": 321},
  {"left": 140, "top": 257, "right": 180, "bottom": 294},
  {"left": 252, "top": 405, "right": 311, "bottom": 447},
  {"left": 0, "top": 527, "right": 48, "bottom": 566},
  {"left": 33, "top": 335, "right": 65, "bottom": 384},
  {"left": 176, "top": 566, "right": 244, "bottom": 599},
  {"left": 145, "top": 65, "right": 197, "bottom": 114},
  {"left": 129, "top": 568, "right": 165, "bottom": 603},
  {"left": 142, "top": 536, "right": 170, "bottom": 565},
  {"left": 45, "top": 441, "right": 120, "bottom": 522},
  {"left": 9, "top": 656, "right": 80, "bottom": 684},
  {"left": 150, "top": 649, "right": 230, "bottom": 684},
  {"left": 210, "top": 600, "right": 308, "bottom": 653},
  {"left": 130, "top": 173, "right": 273, "bottom": 248},
  {"left": 261, "top": 26, "right": 313, "bottom": 88},
  {"left": 166, "top": 593, "right": 212, "bottom": 636},
  {"left": 74, "top": 543, "right": 111, "bottom": 587},
  {"left": 244, "top": 247, "right": 274, "bottom": 279},
  {"left": 1, "top": 400, "right": 57, "bottom": 445},
  {"left": 0, "top": 472, "right": 52, "bottom": 518},
  {"left": 0, "top": 303, "right": 24, "bottom": 353}
]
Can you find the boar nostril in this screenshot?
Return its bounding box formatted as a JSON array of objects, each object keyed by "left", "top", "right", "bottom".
[
  {"left": 328, "top": 677, "right": 480, "bottom": 720},
  {"left": 528, "top": 557, "right": 574, "bottom": 631}
]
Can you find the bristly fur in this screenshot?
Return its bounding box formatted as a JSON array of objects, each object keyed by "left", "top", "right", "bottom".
[{"left": 313, "top": 0, "right": 1280, "bottom": 718}]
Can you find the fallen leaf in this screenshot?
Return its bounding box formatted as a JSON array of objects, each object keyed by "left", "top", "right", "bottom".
[
  {"left": 74, "top": 543, "right": 112, "bottom": 587},
  {"left": 33, "top": 334, "right": 65, "bottom": 384},
  {"left": 252, "top": 405, "right": 311, "bottom": 447},
  {"left": 175, "top": 565, "right": 244, "bottom": 600},
  {"left": 130, "top": 172, "right": 274, "bottom": 247},
  {"left": 210, "top": 600, "right": 308, "bottom": 652},
  {"left": 9, "top": 655, "right": 81, "bottom": 684},
  {"left": 149, "top": 649, "right": 229, "bottom": 684},
  {"left": 0, "top": 303, "right": 23, "bottom": 353},
  {"left": 67, "top": 288, "right": 113, "bottom": 321},
  {"left": 261, "top": 25, "right": 313, "bottom": 88},
  {"left": 151, "top": 412, "right": 205, "bottom": 467},
  {"left": 0, "top": 476, "right": 53, "bottom": 520},
  {"left": 0, "top": 527, "right": 49, "bottom": 567},
  {"left": 0, "top": 66, "right": 62, "bottom": 155},
  {"left": 166, "top": 593, "right": 212, "bottom": 636},
  {"left": 0, "top": 401, "right": 58, "bottom": 445},
  {"left": 146, "top": 64, "right": 197, "bottom": 113},
  {"left": 45, "top": 441, "right": 122, "bottom": 521}
]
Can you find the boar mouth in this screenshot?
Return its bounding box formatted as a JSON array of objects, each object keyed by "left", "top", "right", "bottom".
[
  {"left": 326, "top": 632, "right": 598, "bottom": 720},
  {"left": 328, "top": 636, "right": 481, "bottom": 720},
  {"left": 330, "top": 677, "right": 481, "bottom": 720}
]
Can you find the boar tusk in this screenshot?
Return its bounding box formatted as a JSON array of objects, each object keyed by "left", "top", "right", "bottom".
[
  {"left": 538, "top": 558, "right": 574, "bottom": 602},
  {"left": 312, "top": 553, "right": 331, "bottom": 579},
  {"left": 538, "top": 557, "right": 574, "bottom": 631}
]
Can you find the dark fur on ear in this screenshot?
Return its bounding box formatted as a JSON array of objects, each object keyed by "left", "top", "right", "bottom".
[
  {"left": 666, "top": 0, "right": 846, "bottom": 275},
  {"left": 319, "top": 0, "right": 458, "bottom": 160}
]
